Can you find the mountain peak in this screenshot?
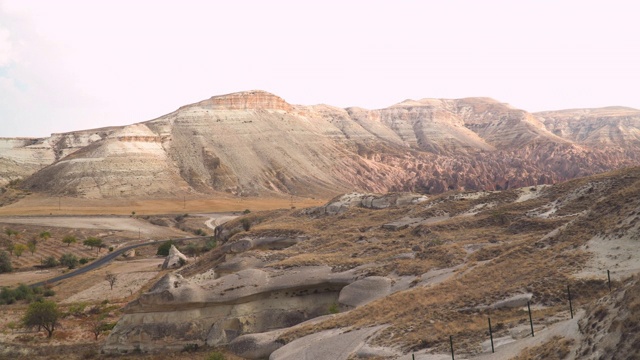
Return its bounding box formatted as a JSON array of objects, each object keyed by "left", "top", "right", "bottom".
[{"left": 196, "top": 90, "right": 293, "bottom": 111}]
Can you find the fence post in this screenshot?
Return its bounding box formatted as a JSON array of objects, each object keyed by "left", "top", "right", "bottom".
[
  {"left": 450, "top": 335, "right": 455, "bottom": 360},
  {"left": 412, "top": 354, "right": 415, "bottom": 360},
  {"left": 608, "top": 270, "right": 612, "bottom": 292},
  {"left": 568, "top": 285, "right": 573, "bottom": 319},
  {"left": 527, "top": 301, "right": 534, "bottom": 337},
  {"left": 488, "top": 317, "right": 495, "bottom": 353}
]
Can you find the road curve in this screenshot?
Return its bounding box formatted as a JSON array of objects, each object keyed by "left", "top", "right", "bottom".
[{"left": 29, "top": 236, "right": 209, "bottom": 288}]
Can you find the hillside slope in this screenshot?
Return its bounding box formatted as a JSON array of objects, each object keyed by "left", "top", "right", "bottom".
[{"left": 104, "top": 166, "right": 640, "bottom": 359}]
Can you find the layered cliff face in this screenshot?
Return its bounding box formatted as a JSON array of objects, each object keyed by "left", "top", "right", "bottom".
[
  {"left": 6, "top": 91, "right": 640, "bottom": 197},
  {"left": 0, "top": 129, "right": 113, "bottom": 186},
  {"left": 537, "top": 107, "right": 640, "bottom": 148}
]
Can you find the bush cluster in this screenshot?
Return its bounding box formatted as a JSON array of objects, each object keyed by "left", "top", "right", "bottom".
[
  {"left": 59, "top": 253, "right": 79, "bottom": 269},
  {"left": 0, "top": 251, "right": 12, "bottom": 273},
  {"left": 156, "top": 240, "right": 176, "bottom": 256},
  {"left": 0, "top": 284, "right": 55, "bottom": 305}
]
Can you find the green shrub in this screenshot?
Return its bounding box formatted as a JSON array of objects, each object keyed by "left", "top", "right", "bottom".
[
  {"left": 175, "top": 214, "right": 189, "bottom": 222},
  {"left": 0, "top": 287, "right": 17, "bottom": 304},
  {"left": 328, "top": 302, "right": 340, "bottom": 314},
  {"left": 240, "top": 218, "right": 251, "bottom": 231},
  {"left": 205, "top": 238, "right": 217, "bottom": 251},
  {"left": 43, "top": 289, "right": 55, "bottom": 297},
  {"left": 41, "top": 256, "right": 59, "bottom": 268},
  {"left": 68, "top": 302, "right": 87, "bottom": 316},
  {"left": 0, "top": 284, "right": 45, "bottom": 304},
  {"left": 243, "top": 209, "right": 251, "bottom": 214},
  {"left": 207, "top": 351, "right": 225, "bottom": 360},
  {"left": 79, "top": 258, "right": 89, "bottom": 265},
  {"left": 181, "top": 343, "right": 199, "bottom": 352},
  {"left": 0, "top": 251, "right": 12, "bottom": 273},
  {"left": 59, "top": 253, "right": 79, "bottom": 269},
  {"left": 157, "top": 240, "right": 176, "bottom": 256},
  {"left": 15, "top": 284, "right": 35, "bottom": 302}
]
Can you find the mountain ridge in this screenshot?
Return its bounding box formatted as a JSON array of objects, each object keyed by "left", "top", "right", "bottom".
[{"left": 2, "top": 90, "right": 640, "bottom": 198}]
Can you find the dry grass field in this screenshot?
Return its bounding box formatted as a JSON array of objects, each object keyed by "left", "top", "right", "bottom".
[{"left": 0, "top": 192, "right": 325, "bottom": 216}]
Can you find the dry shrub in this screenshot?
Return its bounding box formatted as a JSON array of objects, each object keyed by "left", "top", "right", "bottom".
[{"left": 512, "top": 336, "right": 574, "bottom": 360}]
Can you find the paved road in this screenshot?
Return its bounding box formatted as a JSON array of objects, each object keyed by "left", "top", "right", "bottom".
[{"left": 29, "top": 236, "right": 208, "bottom": 288}]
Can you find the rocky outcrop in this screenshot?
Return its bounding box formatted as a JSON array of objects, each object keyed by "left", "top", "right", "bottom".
[
  {"left": 305, "top": 192, "right": 429, "bottom": 216},
  {"left": 161, "top": 245, "right": 188, "bottom": 269},
  {"left": 103, "top": 267, "right": 358, "bottom": 353},
  {"left": 193, "top": 90, "right": 294, "bottom": 112},
  {"left": 490, "top": 293, "right": 533, "bottom": 309}
]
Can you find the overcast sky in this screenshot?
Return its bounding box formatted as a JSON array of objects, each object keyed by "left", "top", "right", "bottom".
[{"left": 1, "top": 1, "right": 639, "bottom": 137}]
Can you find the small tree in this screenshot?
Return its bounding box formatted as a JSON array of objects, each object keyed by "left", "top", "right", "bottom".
[
  {"left": 59, "top": 253, "right": 79, "bottom": 269},
  {"left": 62, "top": 235, "right": 77, "bottom": 247},
  {"left": 27, "top": 238, "right": 37, "bottom": 255},
  {"left": 22, "top": 300, "right": 60, "bottom": 338},
  {"left": 4, "top": 228, "right": 18, "bottom": 237},
  {"left": 83, "top": 237, "right": 103, "bottom": 255},
  {"left": 91, "top": 317, "right": 115, "bottom": 341},
  {"left": 0, "top": 250, "right": 12, "bottom": 273},
  {"left": 105, "top": 272, "right": 117, "bottom": 290},
  {"left": 6, "top": 242, "right": 15, "bottom": 256},
  {"left": 13, "top": 244, "right": 27, "bottom": 258},
  {"left": 39, "top": 231, "right": 51, "bottom": 241}
]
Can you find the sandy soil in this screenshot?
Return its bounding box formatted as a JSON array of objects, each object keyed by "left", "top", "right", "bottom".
[
  {"left": 0, "top": 216, "right": 180, "bottom": 238},
  {"left": 576, "top": 234, "right": 640, "bottom": 281},
  {"left": 0, "top": 268, "right": 66, "bottom": 287}
]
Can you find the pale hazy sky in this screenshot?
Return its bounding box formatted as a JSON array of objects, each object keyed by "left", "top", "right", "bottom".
[{"left": 1, "top": 1, "right": 639, "bottom": 137}]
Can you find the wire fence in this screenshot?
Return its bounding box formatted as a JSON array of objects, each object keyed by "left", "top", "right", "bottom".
[{"left": 410, "top": 269, "right": 614, "bottom": 360}]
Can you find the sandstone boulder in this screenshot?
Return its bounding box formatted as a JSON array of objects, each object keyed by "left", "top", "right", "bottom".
[
  {"left": 338, "top": 276, "right": 392, "bottom": 308},
  {"left": 491, "top": 293, "right": 533, "bottom": 309},
  {"left": 228, "top": 330, "right": 285, "bottom": 359},
  {"left": 161, "top": 245, "right": 188, "bottom": 269},
  {"left": 269, "top": 326, "right": 385, "bottom": 360}
]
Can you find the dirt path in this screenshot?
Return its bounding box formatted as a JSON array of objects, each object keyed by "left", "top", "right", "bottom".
[{"left": 201, "top": 213, "right": 238, "bottom": 231}]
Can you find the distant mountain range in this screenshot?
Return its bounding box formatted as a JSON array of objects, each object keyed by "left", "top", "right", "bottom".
[{"left": 2, "top": 90, "right": 640, "bottom": 198}]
